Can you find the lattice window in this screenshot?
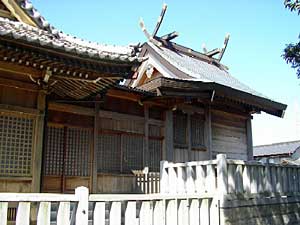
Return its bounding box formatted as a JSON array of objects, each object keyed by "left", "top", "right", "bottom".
[
  {"left": 148, "top": 124, "right": 162, "bottom": 171},
  {"left": 123, "top": 135, "right": 144, "bottom": 172},
  {"left": 65, "top": 128, "right": 91, "bottom": 176},
  {"left": 191, "top": 115, "right": 205, "bottom": 149},
  {"left": 149, "top": 139, "right": 162, "bottom": 172},
  {"left": 0, "top": 113, "right": 34, "bottom": 176},
  {"left": 97, "top": 133, "right": 121, "bottom": 173},
  {"left": 45, "top": 126, "right": 91, "bottom": 177},
  {"left": 173, "top": 112, "right": 187, "bottom": 147},
  {"left": 44, "top": 126, "right": 64, "bottom": 176}
]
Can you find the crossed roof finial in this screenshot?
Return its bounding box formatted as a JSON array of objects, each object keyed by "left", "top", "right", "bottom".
[{"left": 139, "top": 3, "right": 230, "bottom": 62}]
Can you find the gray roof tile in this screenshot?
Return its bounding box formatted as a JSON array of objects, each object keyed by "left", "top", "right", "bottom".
[
  {"left": 148, "top": 42, "right": 272, "bottom": 101},
  {"left": 0, "top": 17, "right": 141, "bottom": 63},
  {"left": 254, "top": 140, "right": 300, "bottom": 156}
]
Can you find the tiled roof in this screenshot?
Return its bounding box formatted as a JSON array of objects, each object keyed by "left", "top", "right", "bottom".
[
  {"left": 254, "top": 140, "right": 300, "bottom": 157},
  {"left": 16, "top": 0, "right": 56, "bottom": 33},
  {"left": 0, "top": 17, "right": 140, "bottom": 62},
  {"left": 148, "top": 42, "right": 270, "bottom": 100},
  {"left": 0, "top": 0, "right": 141, "bottom": 63}
]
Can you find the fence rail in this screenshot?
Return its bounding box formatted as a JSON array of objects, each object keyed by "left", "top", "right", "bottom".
[
  {"left": 160, "top": 154, "right": 300, "bottom": 197},
  {"left": 133, "top": 169, "right": 160, "bottom": 194},
  {"left": 2, "top": 154, "right": 300, "bottom": 225},
  {"left": 160, "top": 159, "right": 218, "bottom": 194},
  {"left": 0, "top": 188, "right": 215, "bottom": 225}
]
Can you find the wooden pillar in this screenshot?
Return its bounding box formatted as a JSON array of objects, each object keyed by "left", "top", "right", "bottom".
[
  {"left": 164, "top": 110, "right": 174, "bottom": 161},
  {"left": 144, "top": 106, "right": 149, "bottom": 167},
  {"left": 92, "top": 103, "right": 100, "bottom": 193},
  {"left": 204, "top": 104, "right": 212, "bottom": 159},
  {"left": 246, "top": 117, "right": 253, "bottom": 160},
  {"left": 187, "top": 113, "right": 192, "bottom": 161},
  {"left": 31, "top": 90, "right": 46, "bottom": 193}
]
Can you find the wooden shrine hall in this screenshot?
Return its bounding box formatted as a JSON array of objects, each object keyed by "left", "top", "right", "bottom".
[{"left": 0, "top": 1, "right": 287, "bottom": 196}]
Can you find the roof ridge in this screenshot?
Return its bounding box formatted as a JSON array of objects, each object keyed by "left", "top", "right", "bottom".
[
  {"left": 254, "top": 140, "right": 300, "bottom": 148},
  {"left": 14, "top": 0, "right": 140, "bottom": 56}
]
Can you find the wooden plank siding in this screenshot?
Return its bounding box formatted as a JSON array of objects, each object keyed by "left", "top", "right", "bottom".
[
  {"left": 211, "top": 110, "right": 248, "bottom": 160},
  {"left": 173, "top": 109, "right": 209, "bottom": 163}
]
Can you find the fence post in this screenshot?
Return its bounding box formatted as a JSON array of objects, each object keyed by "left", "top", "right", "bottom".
[
  {"left": 75, "top": 186, "right": 89, "bottom": 225},
  {"left": 217, "top": 154, "right": 228, "bottom": 196},
  {"left": 160, "top": 161, "right": 169, "bottom": 193}
]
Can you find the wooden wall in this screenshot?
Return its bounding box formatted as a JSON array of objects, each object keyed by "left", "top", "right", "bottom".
[
  {"left": 97, "top": 173, "right": 136, "bottom": 193},
  {"left": 45, "top": 99, "right": 164, "bottom": 194},
  {"left": 42, "top": 109, "right": 94, "bottom": 193},
  {"left": 0, "top": 76, "right": 45, "bottom": 193},
  {"left": 172, "top": 108, "right": 210, "bottom": 163},
  {"left": 211, "top": 110, "right": 248, "bottom": 160}
]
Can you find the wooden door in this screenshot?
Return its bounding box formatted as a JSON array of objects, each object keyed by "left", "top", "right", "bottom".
[{"left": 42, "top": 124, "right": 92, "bottom": 193}]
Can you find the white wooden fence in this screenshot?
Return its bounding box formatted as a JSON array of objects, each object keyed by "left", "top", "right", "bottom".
[
  {"left": 133, "top": 169, "right": 160, "bottom": 194},
  {"left": 160, "top": 154, "right": 300, "bottom": 197},
  {"left": 2, "top": 154, "right": 300, "bottom": 225},
  {"left": 0, "top": 187, "right": 215, "bottom": 225}
]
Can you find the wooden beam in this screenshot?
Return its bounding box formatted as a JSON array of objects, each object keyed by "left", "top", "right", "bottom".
[
  {"left": 0, "top": 76, "right": 40, "bottom": 92},
  {"left": 204, "top": 105, "right": 212, "bottom": 159},
  {"left": 187, "top": 113, "right": 192, "bottom": 160},
  {"left": 0, "top": 8, "right": 14, "bottom": 19},
  {"left": 0, "top": 104, "right": 39, "bottom": 115},
  {"left": 164, "top": 110, "right": 174, "bottom": 161},
  {"left": 246, "top": 118, "right": 253, "bottom": 160},
  {"left": 152, "top": 3, "right": 168, "bottom": 37},
  {"left": 31, "top": 90, "right": 47, "bottom": 193},
  {"left": 48, "top": 102, "right": 94, "bottom": 116},
  {"left": 2, "top": 0, "right": 37, "bottom": 27},
  {"left": 92, "top": 103, "right": 100, "bottom": 193},
  {"left": 160, "top": 31, "right": 179, "bottom": 41},
  {"left": 144, "top": 106, "right": 149, "bottom": 167},
  {"left": 106, "top": 89, "right": 142, "bottom": 102},
  {"left": 98, "top": 109, "right": 164, "bottom": 126},
  {"left": 0, "top": 61, "right": 42, "bottom": 78},
  {"left": 205, "top": 48, "right": 221, "bottom": 57}
]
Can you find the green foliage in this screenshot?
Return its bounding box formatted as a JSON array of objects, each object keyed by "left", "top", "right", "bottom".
[
  {"left": 283, "top": 40, "right": 300, "bottom": 78},
  {"left": 283, "top": 1, "right": 300, "bottom": 78},
  {"left": 284, "top": 0, "right": 300, "bottom": 14}
]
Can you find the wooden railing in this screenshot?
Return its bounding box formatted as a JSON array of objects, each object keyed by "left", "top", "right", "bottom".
[
  {"left": 0, "top": 187, "right": 215, "bottom": 225},
  {"left": 89, "top": 192, "right": 215, "bottom": 225},
  {"left": 225, "top": 158, "right": 300, "bottom": 196},
  {"left": 160, "top": 154, "right": 300, "bottom": 197},
  {"left": 160, "top": 159, "right": 218, "bottom": 194},
  {"left": 133, "top": 168, "right": 160, "bottom": 194},
  {"left": 2, "top": 155, "right": 300, "bottom": 225},
  {"left": 0, "top": 187, "right": 85, "bottom": 225}
]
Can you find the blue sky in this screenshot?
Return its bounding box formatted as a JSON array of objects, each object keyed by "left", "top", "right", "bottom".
[{"left": 31, "top": 0, "right": 300, "bottom": 145}]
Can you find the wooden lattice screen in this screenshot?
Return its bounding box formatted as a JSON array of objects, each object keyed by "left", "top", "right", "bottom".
[
  {"left": 191, "top": 114, "right": 205, "bottom": 149},
  {"left": 148, "top": 125, "right": 162, "bottom": 172},
  {"left": 97, "top": 116, "right": 146, "bottom": 173},
  {"left": 122, "top": 134, "right": 144, "bottom": 172},
  {"left": 0, "top": 112, "right": 34, "bottom": 177},
  {"left": 65, "top": 128, "right": 91, "bottom": 176},
  {"left": 173, "top": 112, "right": 187, "bottom": 148},
  {"left": 44, "top": 126, "right": 64, "bottom": 176},
  {"left": 97, "top": 133, "right": 121, "bottom": 173},
  {"left": 44, "top": 125, "right": 91, "bottom": 177}
]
